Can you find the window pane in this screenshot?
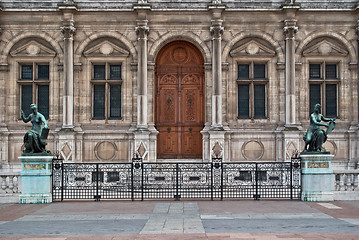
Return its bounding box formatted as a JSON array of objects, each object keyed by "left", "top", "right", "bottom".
[
  {"left": 309, "top": 84, "right": 321, "bottom": 114},
  {"left": 238, "top": 85, "right": 249, "bottom": 118},
  {"left": 326, "top": 64, "right": 337, "bottom": 79},
  {"left": 94, "top": 65, "right": 105, "bottom": 80},
  {"left": 93, "top": 85, "right": 105, "bottom": 119},
  {"left": 21, "top": 85, "right": 33, "bottom": 116},
  {"left": 110, "top": 65, "right": 121, "bottom": 80},
  {"left": 110, "top": 85, "right": 121, "bottom": 119},
  {"left": 38, "top": 65, "right": 49, "bottom": 80},
  {"left": 21, "top": 65, "right": 33, "bottom": 80},
  {"left": 254, "top": 84, "right": 266, "bottom": 118},
  {"left": 253, "top": 64, "right": 265, "bottom": 79},
  {"left": 238, "top": 64, "right": 249, "bottom": 79},
  {"left": 326, "top": 84, "right": 337, "bottom": 117},
  {"left": 37, "top": 85, "right": 49, "bottom": 119},
  {"left": 309, "top": 64, "right": 321, "bottom": 79}
]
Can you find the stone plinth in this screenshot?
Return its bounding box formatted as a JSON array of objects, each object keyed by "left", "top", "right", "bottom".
[
  {"left": 19, "top": 156, "right": 53, "bottom": 204},
  {"left": 300, "top": 154, "right": 334, "bottom": 202}
]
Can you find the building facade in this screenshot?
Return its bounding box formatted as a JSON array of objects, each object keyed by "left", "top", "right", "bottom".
[{"left": 0, "top": 0, "right": 358, "bottom": 172}]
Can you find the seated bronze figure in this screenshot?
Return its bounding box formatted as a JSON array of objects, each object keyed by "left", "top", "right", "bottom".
[
  {"left": 303, "top": 103, "right": 335, "bottom": 153},
  {"left": 21, "top": 104, "right": 51, "bottom": 155}
]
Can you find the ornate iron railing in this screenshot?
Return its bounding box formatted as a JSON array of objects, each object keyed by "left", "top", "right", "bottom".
[{"left": 52, "top": 157, "right": 301, "bottom": 201}]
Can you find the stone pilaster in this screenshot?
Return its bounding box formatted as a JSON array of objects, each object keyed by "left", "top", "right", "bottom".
[
  {"left": 283, "top": 17, "right": 298, "bottom": 128},
  {"left": 210, "top": 20, "right": 224, "bottom": 130},
  {"left": 135, "top": 20, "right": 149, "bottom": 130},
  {"left": 59, "top": 3, "right": 77, "bottom": 129}
]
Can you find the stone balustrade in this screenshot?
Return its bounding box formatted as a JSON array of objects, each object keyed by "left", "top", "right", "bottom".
[
  {"left": 0, "top": 172, "right": 21, "bottom": 203},
  {"left": 333, "top": 170, "right": 359, "bottom": 200}
]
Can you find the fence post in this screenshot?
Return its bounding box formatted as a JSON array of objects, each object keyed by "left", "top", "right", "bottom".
[
  {"left": 132, "top": 157, "right": 143, "bottom": 201},
  {"left": 175, "top": 163, "right": 180, "bottom": 200},
  {"left": 254, "top": 163, "right": 259, "bottom": 200},
  {"left": 95, "top": 163, "right": 100, "bottom": 201}
]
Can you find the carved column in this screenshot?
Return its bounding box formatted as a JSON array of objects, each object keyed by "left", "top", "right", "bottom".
[
  {"left": 135, "top": 20, "right": 149, "bottom": 130},
  {"left": 210, "top": 20, "right": 224, "bottom": 130},
  {"left": 60, "top": 6, "right": 76, "bottom": 129},
  {"left": 283, "top": 19, "right": 298, "bottom": 127}
]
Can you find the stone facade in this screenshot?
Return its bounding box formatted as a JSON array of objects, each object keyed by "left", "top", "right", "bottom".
[{"left": 0, "top": 0, "right": 358, "bottom": 171}]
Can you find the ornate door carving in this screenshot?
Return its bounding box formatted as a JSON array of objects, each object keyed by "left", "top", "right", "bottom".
[{"left": 156, "top": 41, "right": 204, "bottom": 159}]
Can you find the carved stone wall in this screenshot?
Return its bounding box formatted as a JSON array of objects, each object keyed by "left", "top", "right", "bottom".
[{"left": 0, "top": 1, "right": 357, "bottom": 170}]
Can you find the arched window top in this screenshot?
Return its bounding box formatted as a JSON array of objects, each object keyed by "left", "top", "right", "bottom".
[
  {"left": 302, "top": 37, "right": 348, "bottom": 57},
  {"left": 83, "top": 37, "right": 130, "bottom": 57},
  {"left": 230, "top": 38, "right": 275, "bottom": 58},
  {"left": 10, "top": 37, "right": 56, "bottom": 58}
]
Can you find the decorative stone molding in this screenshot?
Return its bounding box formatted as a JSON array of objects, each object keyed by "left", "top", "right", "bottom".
[
  {"left": 135, "top": 23, "right": 149, "bottom": 40},
  {"left": 210, "top": 20, "right": 224, "bottom": 40},
  {"left": 61, "top": 25, "right": 76, "bottom": 39},
  {"left": 241, "top": 140, "right": 264, "bottom": 161},
  {"left": 283, "top": 20, "right": 298, "bottom": 39},
  {"left": 94, "top": 141, "right": 118, "bottom": 161}
]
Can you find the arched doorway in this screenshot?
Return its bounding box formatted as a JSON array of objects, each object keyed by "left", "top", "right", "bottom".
[{"left": 155, "top": 41, "right": 205, "bottom": 159}]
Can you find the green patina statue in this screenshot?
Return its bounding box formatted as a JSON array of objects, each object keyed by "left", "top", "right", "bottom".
[
  {"left": 302, "top": 103, "right": 336, "bottom": 153},
  {"left": 21, "top": 104, "right": 51, "bottom": 156}
]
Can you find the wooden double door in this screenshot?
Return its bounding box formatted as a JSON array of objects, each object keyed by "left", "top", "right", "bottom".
[{"left": 155, "top": 41, "right": 204, "bottom": 159}]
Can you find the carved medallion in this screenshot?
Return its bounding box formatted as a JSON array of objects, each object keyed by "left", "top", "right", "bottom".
[
  {"left": 172, "top": 47, "right": 188, "bottom": 63},
  {"left": 242, "top": 140, "right": 264, "bottom": 161},
  {"left": 246, "top": 43, "right": 260, "bottom": 55},
  {"left": 95, "top": 141, "right": 117, "bottom": 161},
  {"left": 100, "top": 43, "right": 114, "bottom": 55},
  {"left": 26, "top": 44, "right": 40, "bottom": 55}
]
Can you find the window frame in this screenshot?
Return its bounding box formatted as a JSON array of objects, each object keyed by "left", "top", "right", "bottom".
[
  {"left": 308, "top": 61, "right": 340, "bottom": 118},
  {"left": 236, "top": 61, "right": 269, "bottom": 120},
  {"left": 90, "top": 61, "right": 123, "bottom": 120},
  {"left": 17, "top": 61, "right": 51, "bottom": 119}
]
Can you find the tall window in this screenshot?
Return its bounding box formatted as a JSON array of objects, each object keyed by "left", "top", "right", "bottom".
[
  {"left": 309, "top": 63, "right": 339, "bottom": 117},
  {"left": 237, "top": 62, "right": 267, "bottom": 119},
  {"left": 91, "top": 63, "right": 122, "bottom": 120},
  {"left": 19, "top": 63, "right": 49, "bottom": 119}
]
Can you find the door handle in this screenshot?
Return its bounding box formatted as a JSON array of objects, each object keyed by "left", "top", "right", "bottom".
[
  {"left": 189, "top": 127, "right": 192, "bottom": 132},
  {"left": 167, "top": 127, "right": 171, "bottom": 132}
]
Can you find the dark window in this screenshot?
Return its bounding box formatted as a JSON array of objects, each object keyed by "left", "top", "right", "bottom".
[
  {"left": 37, "top": 85, "right": 49, "bottom": 119},
  {"left": 309, "top": 64, "right": 321, "bottom": 79},
  {"left": 110, "top": 85, "right": 121, "bottom": 119},
  {"left": 38, "top": 65, "right": 49, "bottom": 80},
  {"left": 309, "top": 84, "right": 321, "bottom": 114},
  {"left": 326, "top": 84, "right": 337, "bottom": 117},
  {"left": 94, "top": 65, "right": 105, "bottom": 80},
  {"left": 325, "top": 64, "right": 337, "bottom": 79},
  {"left": 254, "top": 85, "right": 265, "bottom": 118},
  {"left": 93, "top": 85, "right": 105, "bottom": 119},
  {"left": 238, "top": 85, "right": 249, "bottom": 118},
  {"left": 253, "top": 64, "right": 265, "bottom": 79},
  {"left": 21, "top": 85, "right": 33, "bottom": 116},
  {"left": 238, "top": 64, "right": 249, "bottom": 79},
  {"left": 21, "top": 65, "right": 33, "bottom": 80},
  {"left": 110, "top": 65, "right": 121, "bottom": 80}
]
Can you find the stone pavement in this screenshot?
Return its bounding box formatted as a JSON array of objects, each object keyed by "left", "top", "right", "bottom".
[{"left": 0, "top": 200, "right": 358, "bottom": 239}]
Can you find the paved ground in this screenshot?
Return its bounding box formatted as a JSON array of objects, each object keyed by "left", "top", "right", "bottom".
[{"left": 0, "top": 200, "right": 358, "bottom": 239}]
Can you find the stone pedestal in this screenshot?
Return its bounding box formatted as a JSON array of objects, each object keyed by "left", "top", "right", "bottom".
[
  {"left": 19, "top": 156, "right": 53, "bottom": 204},
  {"left": 300, "top": 154, "right": 334, "bottom": 202}
]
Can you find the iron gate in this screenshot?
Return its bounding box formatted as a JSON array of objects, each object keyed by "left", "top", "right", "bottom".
[{"left": 52, "top": 157, "right": 301, "bottom": 201}]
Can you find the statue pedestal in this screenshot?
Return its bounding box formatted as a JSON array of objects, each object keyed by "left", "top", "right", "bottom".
[
  {"left": 300, "top": 154, "right": 334, "bottom": 202},
  {"left": 19, "top": 156, "right": 53, "bottom": 204}
]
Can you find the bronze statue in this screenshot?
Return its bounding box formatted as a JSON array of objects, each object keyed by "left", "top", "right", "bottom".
[
  {"left": 303, "top": 103, "right": 335, "bottom": 153},
  {"left": 21, "top": 104, "right": 51, "bottom": 155}
]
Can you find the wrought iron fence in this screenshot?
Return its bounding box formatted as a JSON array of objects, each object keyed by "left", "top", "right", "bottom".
[{"left": 52, "top": 157, "right": 301, "bottom": 201}]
